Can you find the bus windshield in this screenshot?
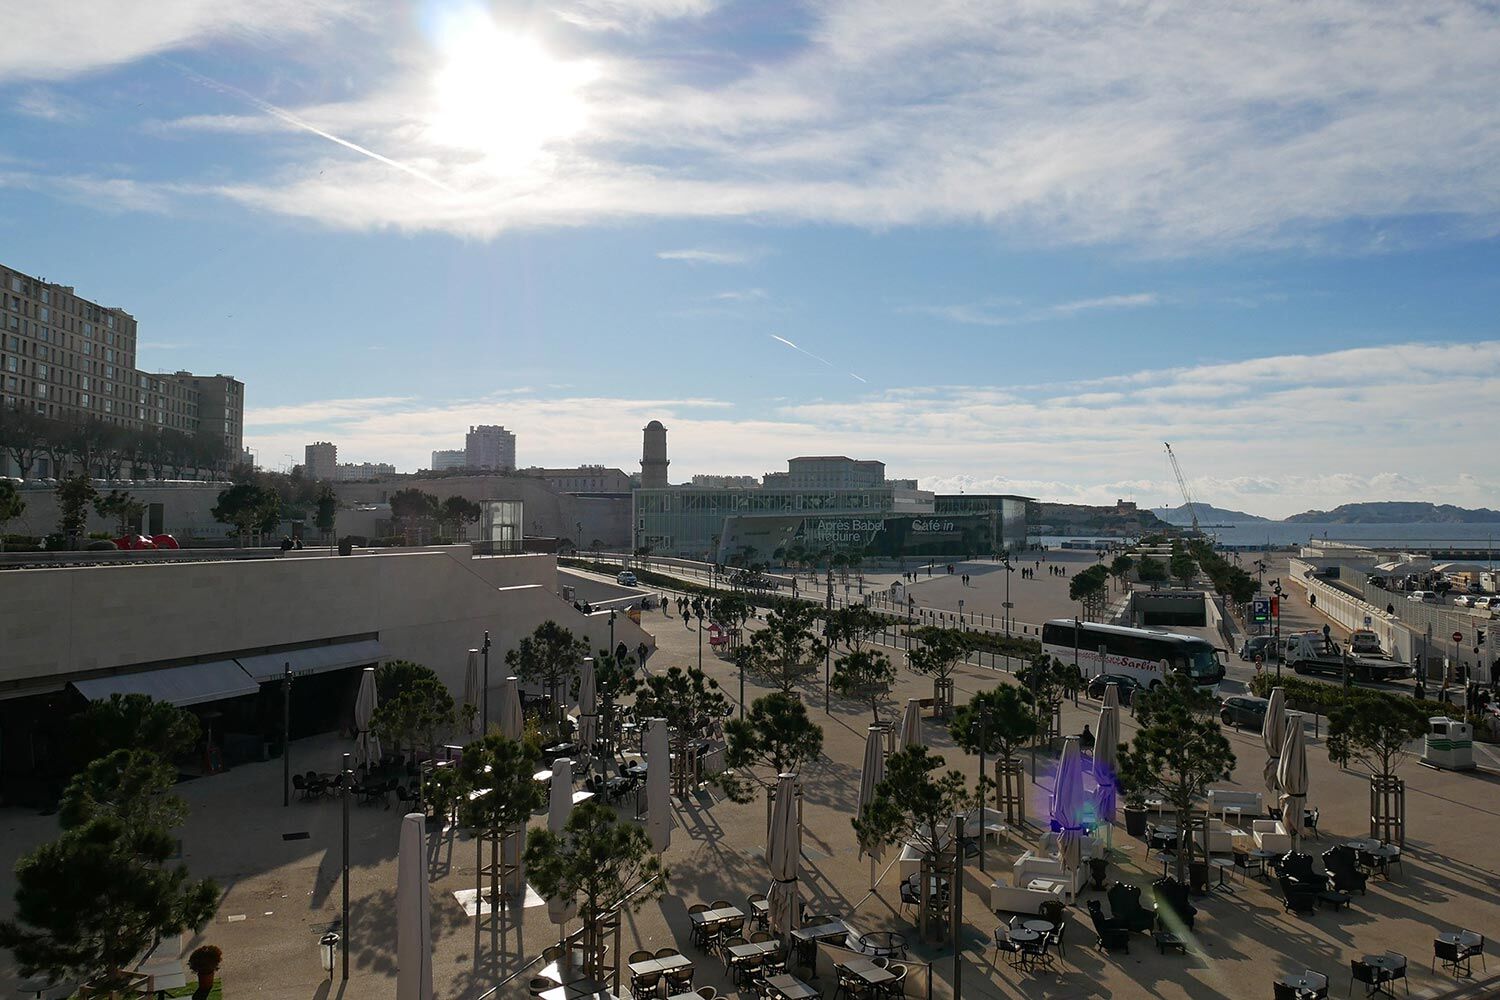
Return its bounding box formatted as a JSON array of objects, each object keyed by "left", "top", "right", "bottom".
[{"left": 1184, "top": 642, "right": 1223, "bottom": 680}]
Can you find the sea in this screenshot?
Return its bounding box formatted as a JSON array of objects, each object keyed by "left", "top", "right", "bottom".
[{"left": 1039, "top": 522, "right": 1500, "bottom": 553}]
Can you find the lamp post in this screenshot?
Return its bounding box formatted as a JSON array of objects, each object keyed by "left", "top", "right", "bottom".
[
  {"left": 972, "top": 709, "right": 989, "bottom": 873},
  {"left": 1001, "top": 557, "right": 1014, "bottom": 637},
  {"left": 282, "top": 664, "right": 292, "bottom": 807},
  {"left": 951, "top": 813, "right": 966, "bottom": 997},
  {"left": 959, "top": 599, "right": 965, "bottom": 632},
  {"left": 481, "top": 630, "right": 492, "bottom": 733},
  {"left": 575, "top": 520, "right": 582, "bottom": 553},
  {"left": 610, "top": 610, "right": 618, "bottom": 654},
  {"left": 823, "top": 618, "right": 832, "bottom": 715},
  {"left": 341, "top": 751, "right": 351, "bottom": 981}
]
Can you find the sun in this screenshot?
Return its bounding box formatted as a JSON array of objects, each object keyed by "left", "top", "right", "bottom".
[{"left": 426, "top": 7, "right": 598, "bottom": 169}]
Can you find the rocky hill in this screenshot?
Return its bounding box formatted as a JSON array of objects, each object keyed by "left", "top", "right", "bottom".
[
  {"left": 1032, "top": 502, "right": 1173, "bottom": 536},
  {"left": 1285, "top": 501, "right": 1500, "bottom": 524},
  {"left": 1150, "top": 502, "right": 1270, "bottom": 524}
]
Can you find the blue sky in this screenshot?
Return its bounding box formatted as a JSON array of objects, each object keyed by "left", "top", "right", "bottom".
[{"left": 3, "top": 0, "right": 1499, "bottom": 516}]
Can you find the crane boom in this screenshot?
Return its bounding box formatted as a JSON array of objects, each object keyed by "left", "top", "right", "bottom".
[{"left": 1164, "top": 442, "right": 1201, "bottom": 534}]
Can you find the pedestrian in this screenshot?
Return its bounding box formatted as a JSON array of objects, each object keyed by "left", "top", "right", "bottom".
[{"left": 1079, "top": 723, "right": 1095, "bottom": 754}]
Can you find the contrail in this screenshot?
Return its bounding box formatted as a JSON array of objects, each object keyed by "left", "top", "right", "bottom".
[
  {"left": 163, "top": 59, "right": 457, "bottom": 194},
  {"left": 770, "top": 334, "right": 867, "bottom": 383}
]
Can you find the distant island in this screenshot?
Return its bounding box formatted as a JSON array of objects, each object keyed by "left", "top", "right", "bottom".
[
  {"left": 1150, "top": 503, "right": 1270, "bottom": 525},
  {"left": 1032, "top": 502, "right": 1172, "bottom": 536},
  {"left": 1284, "top": 501, "right": 1500, "bottom": 524}
]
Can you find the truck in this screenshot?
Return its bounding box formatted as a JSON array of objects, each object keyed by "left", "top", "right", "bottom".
[{"left": 1285, "top": 633, "right": 1412, "bottom": 683}]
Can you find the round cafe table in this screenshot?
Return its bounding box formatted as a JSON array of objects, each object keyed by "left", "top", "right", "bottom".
[
  {"left": 1275, "top": 972, "right": 1327, "bottom": 996},
  {"left": 1006, "top": 927, "right": 1040, "bottom": 945},
  {"left": 1023, "top": 919, "right": 1055, "bottom": 934},
  {"left": 1362, "top": 954, "right": 1403, "bottom": 978}
]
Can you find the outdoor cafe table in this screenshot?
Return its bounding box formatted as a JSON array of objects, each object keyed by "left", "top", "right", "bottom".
[
  {"left": 1276, "top": 972, "right": 1329, "bottom": 998},
  {"left": 627, "top": 954, "right": 692, "bottom": 978},
  {"left": 1362, "top": 953, "right": 1404, "bottom": 994},
  {"left": 856, "top": 930, "right": 907, "bottom": 958},
  {"left": 689, "top": 905, "right": 745, "bottom": 927},
  {"left": 791, "top": 919, "right": 849, "bottom": 966},
  {"left": 749, "top": 896, "right": 770, "bottom": 923},
  {"left": 1362, "top": 844, "right": 1401, "bottom": 877},
  {"left": 765, "top": 973, "right": 819, "bottom": 1000},
  {"left": 725, "top": 940, "right": 781, "bottom": 962},
  {"left": 539, "top": 979, "right": 619, "bottom": 1000},
  {"left": 839, "top": 957, "right": 895, "bottom": 988}
]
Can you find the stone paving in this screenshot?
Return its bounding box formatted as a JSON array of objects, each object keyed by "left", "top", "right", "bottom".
[{"left": 2, "top": 559, "right": 1497, "bottom": 1000}]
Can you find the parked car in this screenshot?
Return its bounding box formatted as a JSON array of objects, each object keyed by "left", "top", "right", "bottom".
[
  {"left": 1455, "top": 594, "right": 1477, "bottom": 608},
  {"left": 1086, "top": 673, "right": 1141, "bottom": 705},
  {"left": 1407, "top": 590, "right": 1439, "bottom": 603},
  {"left": 1348, "top": 629, "right": 1384, "bottom": 655},
  {"left": 616, "top": 570, "right": 638, "bottom": 586},
  {"left": 1221, "top": 695, "right": 1270, "bottom": 729},
  {"left": 1239, "top": 635, "right": 1275, "bottom": 661},
  {"left": 1475, "top": 596, "right": 1499, "bottom": 611}
]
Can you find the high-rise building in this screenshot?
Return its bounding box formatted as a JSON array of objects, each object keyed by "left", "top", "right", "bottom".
[
  {"left": 0, "top": 261, "right": 245, "bottom": 477},
  {"left": 305, "top": 441, "right": 337, "bottom": 481},
  {"left": 641, "top": 420, "right": 669, "bottom": 489},
  {"left": 465, "top": 425, "right": 516, "bottom": 472},
  {"left": 430, "top": 449, "right": 467, "bottom": 471}
]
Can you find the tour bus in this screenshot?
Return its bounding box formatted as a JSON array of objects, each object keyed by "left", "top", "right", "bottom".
[{"left": 1041, "top": 619, "right": 1227, "bottom": 691}]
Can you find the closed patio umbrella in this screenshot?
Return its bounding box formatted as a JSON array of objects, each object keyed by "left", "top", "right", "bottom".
[
  {"left": 547, "top": 758, "right": 578, "bottom": 926},
  {"left": 767, "top": 772, "right": 801, "bottom": 941},
  {"left": 354, "top": 666, "right": 380, "bottom": 768},
  {"left": 397, "top": 812, "right": 434, "bottom": 1000},
  {"left": 1093, "top": 683, "right": 1120, "bottom": 840},
  {"left": 1051, "top": 736, "right": 1087, "bottom": 882},
  {"left": 1263, "top": 686, "right": 1287, "bottom": 802},
  {"left": 645, "top": 717, "right": 673, "bottom": 853},
  {"left": 1278, "top": 715, "right": 1308, "bottom": 849},
  {"left": 899, "top": 698, "right": 922, "bottom": 748},
  {"left": 577, "top": 657, "right": 598, "bottom": 761},
  {"left": 500, "top": 676, "right": 526, "bottom": 896},
  {"left": 461, "top": 649, "right": 480, "bottom": 734},
  {"left": 857, "top": 725, "right": 885, "bottom": 890}
]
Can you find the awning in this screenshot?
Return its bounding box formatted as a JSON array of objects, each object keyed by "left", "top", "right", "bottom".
[
  {"left": 236, "top": 639, "right": 384, "bottom": 683},
  {"left": 72, "top": 660, "right": 259, "bottom": 708}
]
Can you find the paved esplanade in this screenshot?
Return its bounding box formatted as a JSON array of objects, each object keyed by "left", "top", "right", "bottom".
[{"left": 3, "top": 563, "right": 1495, "bottom": 999}]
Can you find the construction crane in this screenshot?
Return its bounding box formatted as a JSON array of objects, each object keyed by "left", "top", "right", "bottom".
[{"left": 1164, "top": 442, "right": 1201, "bottom": 535}]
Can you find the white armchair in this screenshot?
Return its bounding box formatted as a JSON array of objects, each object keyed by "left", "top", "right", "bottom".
[
  {"left": 1012, "top": 836, "right": 1096, "bottom": 899},
  {"left": 1251, "top": 819, "right": 1291, "bottom": 854}
]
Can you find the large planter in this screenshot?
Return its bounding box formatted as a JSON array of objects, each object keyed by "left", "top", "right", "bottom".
[{"left": 1124, "top": 806, "right": 1148, "bottom": 838}]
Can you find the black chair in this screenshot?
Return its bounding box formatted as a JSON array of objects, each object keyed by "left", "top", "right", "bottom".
[
  {"left": 1047, "top": 920, "right": 1068, "bottom": 964},
  {"left": 993, "top": 926, "right": 1024, "bottom": 967},
  {"left": 1384, "top": 954, "right": 1409, "bottom": 996},
  {"left": 1086, "top": 900, "right": 1130, "bottom": 953},
  {"left": 1349, "top": 960, "right": 1384, "bottom": 997},
  {"left": 1106, "top": 883, "right": 1155, "bottom": 933},
  {"left": 292, "top": 774, "right": 309, "bottom": 800},
  {"left": 1274, "top": 983, "right": 1300, "bottom": 1000},
  {"left": 1433, "top": 939, "right": 1465, "bottom": 976},
  {"left": 1304, "top": 807, "right": 1321, "bottom": 839},
  {"left": 1151, "top": 877, "right": 1197, "bottom": 931},
  {"left": 1458, "top": 932, "right": 1487, "bottom": 974},
  {"left": 1323, "top": 846, "right": 1368, "bottom": 895},
  {"left": 1279, "top": 852, "right": 1318, "bottom": 885},
  {"left": 1278, "top": 875, "right": 1318, "bottom": 916}
]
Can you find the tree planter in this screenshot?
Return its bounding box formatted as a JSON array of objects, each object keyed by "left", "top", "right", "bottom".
[{"left": 1124, "top": 807, "right": 1148, "bottom": 837}]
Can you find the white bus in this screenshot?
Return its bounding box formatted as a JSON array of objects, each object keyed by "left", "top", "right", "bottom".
[{"left": 1041, "top": 619, "right": 1226, "bottom": 691}]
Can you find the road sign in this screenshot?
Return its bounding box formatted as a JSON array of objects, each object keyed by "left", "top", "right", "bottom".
[
  {"left": 1251, "top": 598, "right": 1270, "bottom": 624},
  {"left": 1453, "top": 631, "right": 1464, "bottom": 644},
  {"left": 1363, "top": 615, "right": 1372, "bottom": 627}
]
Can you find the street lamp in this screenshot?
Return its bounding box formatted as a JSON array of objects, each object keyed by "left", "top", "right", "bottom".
[
  {"left": 609, "top": 610, "right": 618, "bottom": 654},
  {"left": 1001, "top": 557, "right": 1014, "bottom": 637},
  {"left": 282, "top": 664, "right": 292, "bottom": 807},
  {"left": 481, "top": 630, "right": 492, "bottom": 733},
  {"left": 341, "top": 752, "right": 351, "bottom": 981},
  {"left": 970, "top": 708, "right": 990, "bottom": 872},
  {"left": 959, "top": 599, "right": 965, "bottom": 632}
]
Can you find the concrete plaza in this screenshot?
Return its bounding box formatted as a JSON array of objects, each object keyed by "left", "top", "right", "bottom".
[{"left": 2, "top": 565, "right": 1496, "bottom": 1000}]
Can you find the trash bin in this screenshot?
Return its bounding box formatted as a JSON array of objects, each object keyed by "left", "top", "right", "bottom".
[
  {"left": 1421, "top": 717, "right": 1474, "bottom": 770},
  {"left": 338, "top": 538, "right": 353, "bottom": 556}
]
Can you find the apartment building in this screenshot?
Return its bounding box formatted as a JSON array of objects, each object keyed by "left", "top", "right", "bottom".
[
  {"left": 430, "top": 449, "right": 467, "bottom": 471},
  {"left": 0, "top": 261, "right": 244, "bottom": 476},
  {"left": 465, "top": 424, "right": 516, "bottom": 471},
  {"left": 304, "top": 441, "right": 338, "bottom": 481}
]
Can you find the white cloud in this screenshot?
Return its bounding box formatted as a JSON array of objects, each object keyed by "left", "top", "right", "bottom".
[
  {"left": 553, "top": 0, "right": 721, "bottom": 33},
  {"left": 13, "top": 88, "right": 83, "bottom": 121},
  {"left": 709, "top": 288, "right": 766, "bottom": 301},
  {"left": 244, "top": 339, "right": 1500, "bottom": 517},
  {"left": 28, "top": 1, "right": 1492, "bottom": 251},
  {"left": 657, "top": 248, "right": 752, "bottom": 265},
  {"left": 915, "top": 292, "right": 1160, "bottom": 326},
  {"left": 0, "top": 2, "right": 355, "bottom": 82}
]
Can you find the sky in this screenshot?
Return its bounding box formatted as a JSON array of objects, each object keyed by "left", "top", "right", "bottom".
[{"left": 2, "top": 0, "right": 1499, "bottom": 518}]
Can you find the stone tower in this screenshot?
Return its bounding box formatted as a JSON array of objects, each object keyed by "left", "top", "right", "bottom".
[{"left": 641, "top": 420, "right": 669, "bottom": 489}]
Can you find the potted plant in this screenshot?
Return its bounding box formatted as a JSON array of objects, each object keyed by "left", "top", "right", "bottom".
[
  {"left": 1116, "top": 751, "right": 1150, "bottom": 838},
  {"left": 188, "top": 944, "right": 222, "bottom": 998}
]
